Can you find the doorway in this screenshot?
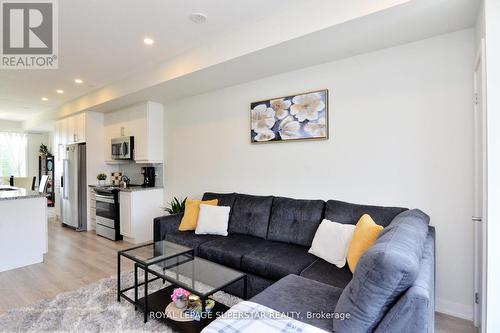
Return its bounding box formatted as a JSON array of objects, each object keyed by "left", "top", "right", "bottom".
[{"left": 473, "top": 38, "right": 487, "bottom": 332}]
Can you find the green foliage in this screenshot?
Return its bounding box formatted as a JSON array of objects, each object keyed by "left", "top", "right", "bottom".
[
  {"left": 96, "top": 173, "right": 107, "bottom": 181},
  {"left": 164, "top": 197, "right": 187, "bottom": 215},
  {"left": 39, "top": 144, "right": 50, "bottom": 156}
]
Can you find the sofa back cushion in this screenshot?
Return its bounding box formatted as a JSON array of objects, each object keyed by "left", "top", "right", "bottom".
[
  {"left": 332, "top": 209, "right": 430, "bottom": 332},
  {"left": 267, "top": 197, "right": 325, "bottom": 247},
  {"left": 325, "top": 200, "right": 407, "bottom": 227},
  {"left": 229, "top": 194, "right": 274, "bottom": 239},
  {"left": 202, "top": 192, "right": 237, "bottom": 209}
]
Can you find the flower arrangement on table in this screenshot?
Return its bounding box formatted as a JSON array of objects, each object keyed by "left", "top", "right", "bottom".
[{"left": 171, "top": 288, "right": 190, "bottom": 309}]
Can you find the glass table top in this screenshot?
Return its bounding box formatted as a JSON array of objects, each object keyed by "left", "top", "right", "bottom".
[
  {"left": 148, "top": 254, "right": 246, "bottom": 297},
  {"left": 119, "top": 241, "right": 193, "bottom": 265}
]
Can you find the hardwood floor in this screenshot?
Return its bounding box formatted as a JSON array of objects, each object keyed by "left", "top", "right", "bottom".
[
  {"left": 436, "top": 313, "right": 477, "bottom": 333},
  {"left": 0, "top": 209, "right": 477, "bottom": 333},
  {"left": 0, "top": 209, "right": 134, "bottom": 314}
]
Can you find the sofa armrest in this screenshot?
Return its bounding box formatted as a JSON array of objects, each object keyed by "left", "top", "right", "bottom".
[{"left": 153, "top": 214, "right": 183, "bottom": 241}]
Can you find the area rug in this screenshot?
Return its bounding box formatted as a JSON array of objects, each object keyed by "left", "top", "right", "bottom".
[{"left": 0, "top": 271, "right": 241, "bottom": 333}]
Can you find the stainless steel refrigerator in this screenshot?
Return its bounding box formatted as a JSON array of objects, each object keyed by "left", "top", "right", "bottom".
[{"left": 61, "top": 143, "right": 87, "bottom": 230}]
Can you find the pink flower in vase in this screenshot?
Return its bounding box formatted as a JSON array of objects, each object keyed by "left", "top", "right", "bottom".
[{"left": 171, "top": 288, "right": 190, "bottom": 302}]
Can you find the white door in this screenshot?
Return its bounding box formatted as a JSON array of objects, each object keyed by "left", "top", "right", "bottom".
[{"left": 473, "top": 39, "right": 487, "bottom": 331}]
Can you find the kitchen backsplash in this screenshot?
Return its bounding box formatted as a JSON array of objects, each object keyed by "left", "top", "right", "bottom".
[{"left": 114, "top": 163, "right": 163, "bottom": 187}]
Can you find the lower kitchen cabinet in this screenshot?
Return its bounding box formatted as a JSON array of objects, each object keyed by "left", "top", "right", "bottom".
[
  {"left": 89, "top": 188, "right": 96, "bottom": 230},
  {"left": 119, "top": 188, "right": 164, "bottom": 244}
]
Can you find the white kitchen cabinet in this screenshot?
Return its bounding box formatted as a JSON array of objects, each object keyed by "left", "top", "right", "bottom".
[
  {"left": 104, "top": 102, "right": 164, "bottom": 164},
  {"left": 74, "top": 112, "right": 86, "bottom": 143},
  {"left": 60, "top": 117, "right": 70, "bottom": 144},
  {"left": 119, "top": 191, "right": 132, "bottom": 237},
  {"left": 56, "top": 112, "right": 87, "bottom": 145},
  {"left": 119, "top": 188, "right": 164, "bottom": 243},
  {"left": 88, "top": 188, "right": 96, "bottom": 230},
  {"left": 68, "top": 116, "right": 77, "bottom": 143},
  {"left": 134, "top": 102, "right": 163, "bottom": 163}
]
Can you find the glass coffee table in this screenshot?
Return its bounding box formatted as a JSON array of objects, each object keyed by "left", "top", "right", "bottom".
[{"left": 117, "top": 241, "right": 247, "bottom": 332}]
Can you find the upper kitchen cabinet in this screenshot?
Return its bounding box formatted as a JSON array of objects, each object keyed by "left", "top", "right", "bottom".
[
  {"left": 74, "top": 112, "right": 86, "bottom": 143},
  {"left": 56, "top": 112, "right": 87, "bottom": 145},
  {"left": 104, "top": 102, "right": 164, "bottom": 164}
]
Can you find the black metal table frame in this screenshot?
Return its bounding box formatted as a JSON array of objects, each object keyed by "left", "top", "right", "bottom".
[
  {"left": 117, "top": 242, "right": 195, "bottom": 319},
  {"left": 117, "top": 244, "right": 247, "bottom": 327}
]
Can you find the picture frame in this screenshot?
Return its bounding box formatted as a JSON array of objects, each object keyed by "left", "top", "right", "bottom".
[{"left": 250, "top": 89, "right": 329, "bottom": 144}]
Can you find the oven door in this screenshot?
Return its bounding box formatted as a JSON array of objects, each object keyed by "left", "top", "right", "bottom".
[{"left": 95, "top": 194, "right": 117, "bottom": 221}]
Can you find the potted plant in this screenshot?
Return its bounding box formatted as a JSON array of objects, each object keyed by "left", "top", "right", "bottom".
[
  {"left": 164, "top": 197, "right": 187, "bottom": 215},
  {"left": 96, "top": 173, "right": 107, "bottom": 186},
  {"left": 39, "top": 144, "right": 50, "bottom": 157},
  {"left": 171, "top": 288, "right": 190, "bottom": 309}
]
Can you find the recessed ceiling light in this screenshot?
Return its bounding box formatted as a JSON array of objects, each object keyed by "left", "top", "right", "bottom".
[
  {"left": 74, "top": 78, "right": 83, "bottom": 84},
  {"left": 189, "top": 12, "right": 207, "bottom": 24},
  {"left": 41, "top": 97, "right": 48, "bottom": 101},
  {"left": 56, "top": 89, "right": 64, "bottom": 94},
  {"left": 143, "top": 37, "right": 154, "bottom": 45}
]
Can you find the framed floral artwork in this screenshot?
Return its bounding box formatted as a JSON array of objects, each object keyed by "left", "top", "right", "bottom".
[{"left": 250, "top": 89, "right": 328, "bottom": 143}]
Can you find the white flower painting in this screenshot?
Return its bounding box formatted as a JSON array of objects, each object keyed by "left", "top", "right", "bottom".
[{"left": 251, "top": 90, "right": 328, "bottom": 143}]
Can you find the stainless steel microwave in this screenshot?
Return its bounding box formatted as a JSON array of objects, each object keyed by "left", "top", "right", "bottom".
[{"left": 111, "top": 136, "right": 134, "bottom": 160}]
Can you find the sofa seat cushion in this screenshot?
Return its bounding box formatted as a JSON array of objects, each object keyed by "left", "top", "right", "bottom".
[
  {"left": 325, "top": 199, "right": 407, "bottom": 227},
  {"left": 300, "top": 258, "right": 353, "bottom": 289},
  {"left": 242, "top": 242, "right": 317, "bottom": 281},
  {"left": 163, "top": 231, "right": 221, "bottom": 255},
  {"left": 198, "top": 234, "right": 268, "bottom": 269},
  {"left": 251, "top": 274, "right": 343, "bottom": 332},
  {"left": 333, "top": 209, "right": 430, "bottom": 332},
  {"left": 228, "top": 194, "right": 274, "bottom": 239},
  {"left": 267, "top": 196, "right": 325, "bottom": 247}
]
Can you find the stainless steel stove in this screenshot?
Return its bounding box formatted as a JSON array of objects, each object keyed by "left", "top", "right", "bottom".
[{"left": 94, "top": 187, "right": 121, "bottom": 240}]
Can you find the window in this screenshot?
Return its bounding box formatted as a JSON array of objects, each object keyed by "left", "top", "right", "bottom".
[{"left": 0, "top": 132, "right": 27, "bottom": 177}]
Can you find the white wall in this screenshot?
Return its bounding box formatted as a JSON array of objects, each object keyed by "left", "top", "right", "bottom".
[
  {"left": 27, "top": 133, "right": 49, "bottom": 180},
  {"left": 484, "top": 0, "right": 500, "bottom": 331},
  {"left": 0, "top": 120, "right": 23, "bottom": 132},
  {"left": 164, "top": 29, "right": 475, "bottom": 319}
]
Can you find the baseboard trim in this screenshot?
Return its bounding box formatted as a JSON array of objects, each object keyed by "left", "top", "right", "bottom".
[{"left": 436, "top": 298, "right": 473, "bottom": 321}]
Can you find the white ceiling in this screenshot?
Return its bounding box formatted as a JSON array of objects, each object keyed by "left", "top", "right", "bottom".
[
  {"left": 2, "top": 0, "right": 479, "bottom": 130},
  {"left": 0, "top": 0, "right": 305, "bottom": 121}
]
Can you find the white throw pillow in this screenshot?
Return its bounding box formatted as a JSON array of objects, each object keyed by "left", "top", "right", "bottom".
[
  {"left": 195, "top": 204, "right": 231, "bottom": 236},
  {"left": 308, "top": 219, "right": 356, "bottom": 268}
]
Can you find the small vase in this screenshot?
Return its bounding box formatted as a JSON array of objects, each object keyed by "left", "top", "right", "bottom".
[
  {"left": 98, "top": 180, "right": 106, "bottom": 186},
  {"left": 174, "top": 299, "right": 187, "bottom": 309}
]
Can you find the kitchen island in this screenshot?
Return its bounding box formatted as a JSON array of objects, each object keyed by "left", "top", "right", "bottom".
[{"left": 0, "top": 186, "right": 48, "bottom": 272}]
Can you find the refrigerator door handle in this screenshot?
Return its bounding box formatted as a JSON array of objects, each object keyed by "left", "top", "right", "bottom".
[{"left": 63, "top": 159, "right": 69, "bottom": 199}]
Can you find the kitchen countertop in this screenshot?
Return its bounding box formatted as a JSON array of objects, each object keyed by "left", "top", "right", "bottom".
[
  {"left": 88, "top": 184, "right": 163, "bottom": 192},
  {"left": 0, "top": 185, "right": 48, "bottom": 201}
]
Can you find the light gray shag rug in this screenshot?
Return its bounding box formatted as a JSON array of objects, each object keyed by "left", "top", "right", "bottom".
[{"left": 0, "top": 271, "right": 241, "bottom": 333}]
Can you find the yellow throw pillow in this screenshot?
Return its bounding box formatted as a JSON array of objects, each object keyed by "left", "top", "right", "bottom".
[
  {"left": 178, "top": 198, "right": 218, "bottom": 231},
  {"left": 347, "top": 214, "right": 384, "bottom": 273}
]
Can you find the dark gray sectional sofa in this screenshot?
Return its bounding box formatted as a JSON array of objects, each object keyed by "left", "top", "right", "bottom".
[{"left": 153, "top": 192, "right": 435, "bottom": 332}]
